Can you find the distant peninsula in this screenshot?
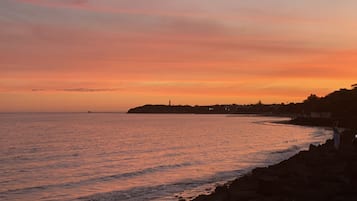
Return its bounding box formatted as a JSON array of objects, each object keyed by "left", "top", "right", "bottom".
[{"left": 128, "top": 85, "right": 357, "bottom": 128}]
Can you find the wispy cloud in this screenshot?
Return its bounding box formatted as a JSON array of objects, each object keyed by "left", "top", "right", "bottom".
[
  {"left": 31, "top": 88, "right": 46, "bottom": 91},
  {"left": 13, "top": 0, "right": 318, "bottom": 26},
  {"left": 31, "top": 88, "right": 121, "bottom": 92},
  {"left": 15, "top": 0, "right": 192, "bottom": 18},
  {"left": 59, "top": 88, "right": 121, "bottom": 92},
  {"left": 18, "top": 0, "right": 90, "bottom": 8}
]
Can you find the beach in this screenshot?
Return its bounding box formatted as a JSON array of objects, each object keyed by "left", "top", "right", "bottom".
[{"left": 191, "top": 130, "right": 357, "bottom": 201}]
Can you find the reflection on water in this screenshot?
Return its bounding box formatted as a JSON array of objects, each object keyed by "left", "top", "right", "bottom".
[{"left": 0, "top": 113, "right": 331, "bottom": 201}]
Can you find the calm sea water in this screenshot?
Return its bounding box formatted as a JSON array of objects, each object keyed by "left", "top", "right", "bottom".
[{"left": 0, "top": 113, "right": 331, "bottom": 201}]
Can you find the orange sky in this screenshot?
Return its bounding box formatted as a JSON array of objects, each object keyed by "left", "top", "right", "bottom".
[{"left": 1, "top": 0, "right": 357, "bottom": 112}]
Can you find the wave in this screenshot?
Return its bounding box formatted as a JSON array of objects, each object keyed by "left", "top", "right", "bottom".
[
  {"left": 270, "top": 145, "right": 300, "bottom": 154},
  {"left": 77, "top": 168, "right": 251, "bottom": 201},
  {"left": 0, "top": 162, "right": 192, "bottom": 196}
]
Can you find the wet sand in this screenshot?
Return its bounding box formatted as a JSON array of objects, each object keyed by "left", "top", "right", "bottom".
[{"left": 190, "top": 130, "right": 357, "bottom": 201}]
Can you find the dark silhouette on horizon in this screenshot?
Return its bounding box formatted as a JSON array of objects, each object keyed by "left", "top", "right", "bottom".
[{"left": 128, "top": 86, "right": 357, "bottom": 128}]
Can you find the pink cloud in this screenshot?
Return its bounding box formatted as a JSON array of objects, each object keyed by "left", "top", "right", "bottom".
[
  {"left": 14, "top": 0, "right": 323, "bottom": 27},
  {"left": 15, "top": 0, "right": 197, "bottom": 18},
  {"left": 17, "top": 0, "right": 90, "bottom": 9}
]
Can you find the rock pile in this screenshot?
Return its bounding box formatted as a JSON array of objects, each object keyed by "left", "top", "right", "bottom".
[{"left": 192, "top": 130, "right": 357, "bottom": 201}]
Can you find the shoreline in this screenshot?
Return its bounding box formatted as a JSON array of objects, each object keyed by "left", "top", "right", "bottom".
[{"left": 189, "top": 129, "right": 357, "bottom": 201}]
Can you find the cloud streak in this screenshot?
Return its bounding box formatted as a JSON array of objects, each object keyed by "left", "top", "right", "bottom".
[
  {"left": 31, "top": 88, "right": 46, "bottom": 91},
  {"left": 17, "top": 0, "right": 90, "bottom": 9},
  {"left": 59, "top": 88, "right": 121, "bottom": 92},
  {"left": 31, "top": 88, "right": 121, "bottom": 92},
  {"left": 14, "top": 0, "right": 325, "bottom": 26}
]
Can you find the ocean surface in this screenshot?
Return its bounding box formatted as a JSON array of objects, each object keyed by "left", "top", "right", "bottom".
[{"left": 0, "top": 113, "right": 332, "bottom": 201}]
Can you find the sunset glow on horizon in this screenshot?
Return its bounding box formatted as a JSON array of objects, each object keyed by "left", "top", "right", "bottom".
[{"left": 1, "top": 0, "right": 357, "bottom": 112}]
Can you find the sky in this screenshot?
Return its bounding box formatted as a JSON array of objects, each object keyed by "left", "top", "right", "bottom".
[{"left": 1, "top": 0, "right": 357, "bottom": 112}]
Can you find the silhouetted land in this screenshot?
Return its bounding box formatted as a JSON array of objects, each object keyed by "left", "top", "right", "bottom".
[
  {"left": 189, "top": 130, "right": 357, "bottom": 201},
  {"left": 128, "top": 86, "right": 357, "bottom": 128}
]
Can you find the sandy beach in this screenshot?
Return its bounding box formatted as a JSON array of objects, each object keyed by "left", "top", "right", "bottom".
[{"left": 190, "top": 130, "right": 357, "bottom": 201}]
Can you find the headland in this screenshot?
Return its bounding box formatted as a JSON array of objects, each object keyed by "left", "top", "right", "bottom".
[{"left": 128, "top": 86, "right": 357, "bottom": 128}]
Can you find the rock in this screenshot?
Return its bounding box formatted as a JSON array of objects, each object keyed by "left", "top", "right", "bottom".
[{"left": 190, "top": 130, "right": 357, "bottom": 201}]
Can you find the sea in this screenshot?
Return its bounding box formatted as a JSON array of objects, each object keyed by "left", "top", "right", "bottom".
[{"left": 0, "top": 113, "right": 332, "bottom": 201}]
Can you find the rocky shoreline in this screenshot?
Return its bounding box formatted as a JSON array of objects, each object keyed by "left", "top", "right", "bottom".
[{"left": 189, "top": 130, "right": 357, "bottom": 201}]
